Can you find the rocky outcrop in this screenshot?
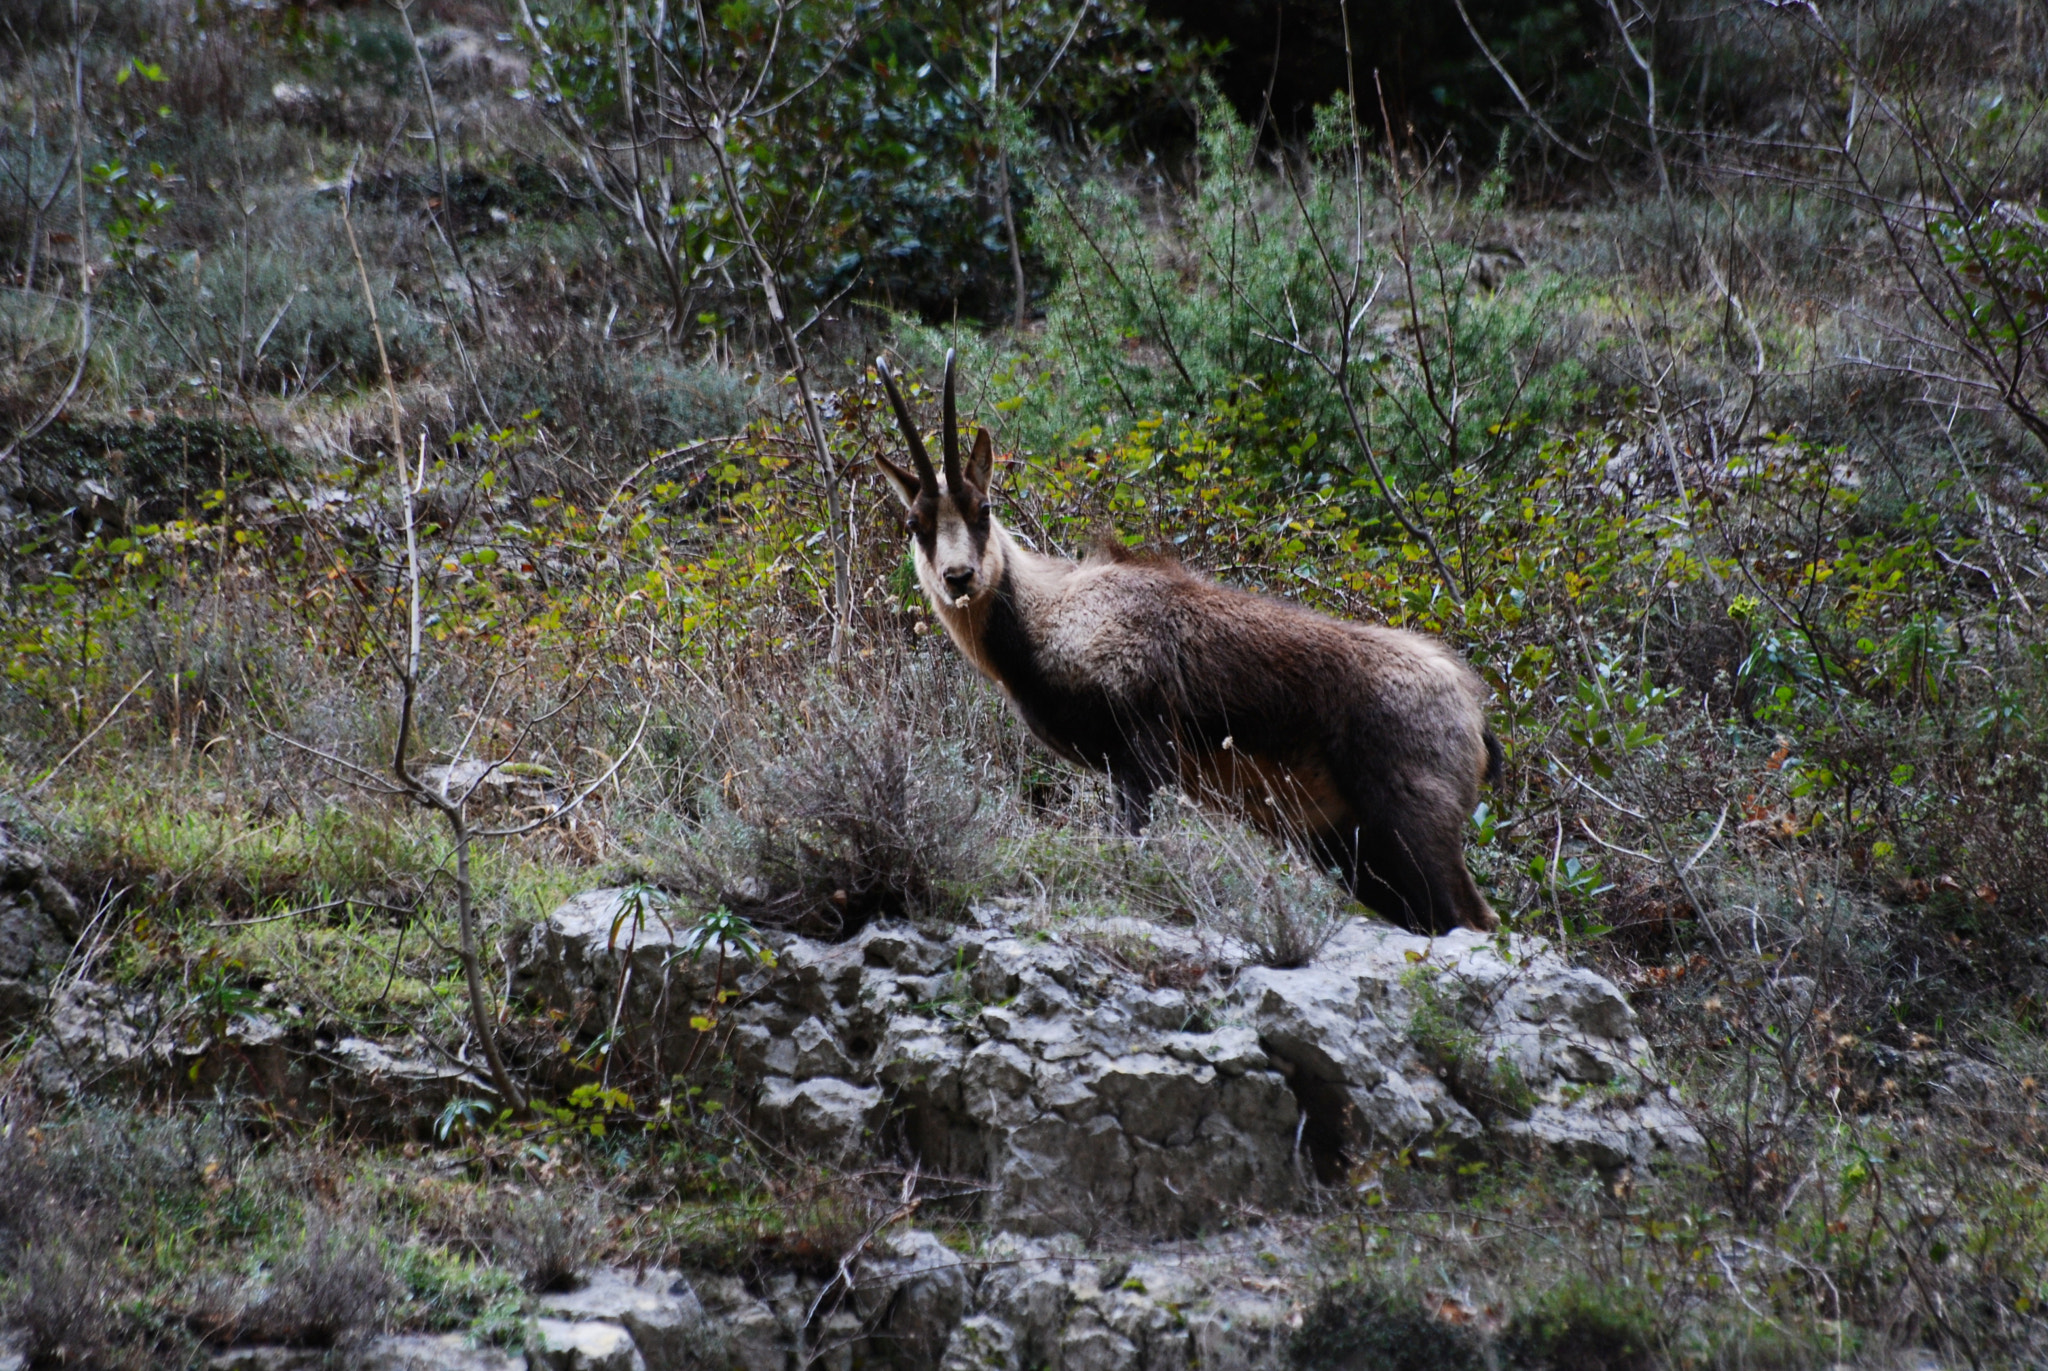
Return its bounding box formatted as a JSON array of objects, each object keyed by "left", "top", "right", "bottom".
[
  {"left": 7, "top": 825, "right": 482, "bottom": 1130},
  {"left": 206, "top": 1336, "right": 523, "bottom": 1370},
  {"left": 177, "top": 1240, "right": 1291, "bottom": 1371},
  {"left": 518, "top": 892, "right": 1699, "bottom": 1239},
  {"left": 0, "top": 829, "right": 82, "bottom": 1028},
  {"left": 26, "top": 977, "right": 485, "bottom": 1135}
]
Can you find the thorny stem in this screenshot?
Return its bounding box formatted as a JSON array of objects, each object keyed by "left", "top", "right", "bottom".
[
  {"left": 396, "top": 436, "right": 527, "bottom": 1113},
  {"left": 1269, "top": 12, "right": 1462, "bottom": 601}
]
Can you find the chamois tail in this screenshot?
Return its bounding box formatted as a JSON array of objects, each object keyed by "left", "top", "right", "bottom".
[{"left": 1483, "top": 728, "right": 1505, "bottom": 787}]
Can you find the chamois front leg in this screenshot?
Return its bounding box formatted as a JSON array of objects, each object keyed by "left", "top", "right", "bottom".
[{"left": 1112, "top": 768, "right": 1155, "bottom": 835}]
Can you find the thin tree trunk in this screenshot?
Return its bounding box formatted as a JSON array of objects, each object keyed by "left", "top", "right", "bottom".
[
  {"left": 400, "top": 1, "right": 489, "bottom": 337},
  {"left": 992, "top": 0, "right": 1026, "bottom": 328}
]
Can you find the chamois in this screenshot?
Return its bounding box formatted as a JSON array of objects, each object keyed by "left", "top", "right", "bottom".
[{"left": 872, "top": 352, "right": 1503, "bottom": 935}]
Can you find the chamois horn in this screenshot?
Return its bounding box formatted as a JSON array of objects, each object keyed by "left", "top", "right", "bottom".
[
  {"left": 876, "top": 357, "right": 938, "bottom": 495},
  {"left": 940, "top": 349, "right": 965, "bottom": 497}
]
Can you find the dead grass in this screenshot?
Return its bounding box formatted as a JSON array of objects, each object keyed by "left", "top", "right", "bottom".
[
  {"left": 242, "top": 1214, "right": 395, "bottom": 1348},
  {"left": 491, "top": 1193, "right": 600, "bottom": 1294},
  {"left": 647, "top": 670, "right": 999, "bottom": 939}
]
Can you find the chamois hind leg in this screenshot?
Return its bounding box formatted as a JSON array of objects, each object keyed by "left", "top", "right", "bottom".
[
  {"left": 1390, "top": 797, "right": 1499, "bottom": 934},
  {"left": 1111, "top": 767, "right": 1156, "bottom": 835},
  {"left": 1325, "top": 783, "right": 1493, "bottom": 935},
  {"left": 1314, "top": 822, "right": 1439, "bottom": 934}
]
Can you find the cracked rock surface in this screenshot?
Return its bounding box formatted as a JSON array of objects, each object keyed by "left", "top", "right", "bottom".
[
  {"left": 0, "top": 826, "right": 82, "bottom": 1029},
  {"left": 520, "top": 892, "right": 1701, "bottom": 1237}
]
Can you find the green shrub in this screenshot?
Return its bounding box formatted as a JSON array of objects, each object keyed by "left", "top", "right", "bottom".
[
  {"left": 389, "top": 1242, "right": 531, "bottom": 1345},
  {"left": 471, "top": 339, "right": 762, "bottom": 479},
  {"left": 1499, "top": 1280, "right": 1660, "bottom": 1370},
  {"left": 517, "top": 0, "right": 1205, "bottom": 330},
  {"left": 998, "top": 94, "right": 1580, "bottom": 490},
  {"left": 1289, "top": 1282, "right": 1484, "bottom": 1370},
  {"left": 15, "top": 415, "right": 294, "bottom": 518},
  {"left": 106, "top": 233, "right": 437, "bottom": 391}
]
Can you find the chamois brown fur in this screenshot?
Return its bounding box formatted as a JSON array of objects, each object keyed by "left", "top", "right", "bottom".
[{"left": 874, "top": 354, "right": 1502, "bottom": 935}]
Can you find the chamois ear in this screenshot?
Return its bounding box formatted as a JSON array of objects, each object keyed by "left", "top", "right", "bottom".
[
  {"left": 873, "top": 450, "right": 923, "bottom": 507},
  {"left": 965, "top": 428, "right": 995, "bottom": 494}
]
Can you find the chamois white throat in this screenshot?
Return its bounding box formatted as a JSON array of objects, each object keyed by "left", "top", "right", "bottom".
[{"left": 873, "top": 350, "right": 1505, "bottom": 936}]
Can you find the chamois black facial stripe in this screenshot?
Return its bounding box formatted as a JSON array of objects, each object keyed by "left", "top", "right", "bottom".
[{"left": 910, "top": 495, "right": 940, "bottom": 552}]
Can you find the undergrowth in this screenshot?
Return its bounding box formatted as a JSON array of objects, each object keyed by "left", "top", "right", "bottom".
[{"left": 3, "top": 0, "right": 2048, "bottom": 1364}]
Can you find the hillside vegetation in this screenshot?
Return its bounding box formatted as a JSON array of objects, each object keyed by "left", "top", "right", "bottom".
[{"left": 2, "top": 0, "right": 2047, "bottom": 1366}]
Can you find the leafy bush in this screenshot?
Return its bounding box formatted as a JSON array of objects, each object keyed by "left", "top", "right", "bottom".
[
  {"left": 15, "top": 416, "right": 294, "bottom": 519},
  {"left": 517, "top": 0, "right": 1205, "bottom": 330},
  {"left": 388, "top": 1243, "right": 531, "bottom": 1346},
  {"left": 994, "top": 94, "right": 1580, "bottom": 491}
]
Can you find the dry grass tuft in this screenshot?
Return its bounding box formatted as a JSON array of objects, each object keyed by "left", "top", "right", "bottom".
[
  {"left": 1146, "top": 801, "right": 1351, "bottom": 968},
  {"left": 244, "top": 1214, "right": 394, "bottom": 1348},
  {"left": 7, "top": 1220, "right": 125, "bottom": 1368},
  {"left": 676, "top": 677, "right": 993, "bottom": 940},
  {"left": 491, "top": 1193, "right": 601, "bottom": 1294}
]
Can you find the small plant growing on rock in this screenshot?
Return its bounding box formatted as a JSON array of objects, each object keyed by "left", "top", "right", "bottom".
[{"left": 1404, "top": 965, "right": 1536, "bottom": 1122}]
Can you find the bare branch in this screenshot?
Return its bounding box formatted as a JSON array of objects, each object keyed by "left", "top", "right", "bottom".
[
  {"left": 28, "top": 671, "right": 152, "bottom": 797},
  {"left": 474, "top": 702, "right": 654, "bottom": 839}
]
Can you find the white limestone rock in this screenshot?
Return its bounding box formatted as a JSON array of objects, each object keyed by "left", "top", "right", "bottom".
[
  {"left": 527, "top": 1317, "right": 643, "bottom": 1371},
  {"left": 755, "top": 1076, "right": 885, "bottom": 1156},
  {"left": 518, "top": 893, "right": 1699, "bottom": 1237},
  {"left": 538, "top": 1269, "right": 707, "bottom": 1371}
]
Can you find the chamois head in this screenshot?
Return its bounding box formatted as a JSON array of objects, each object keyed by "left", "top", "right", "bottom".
[{"left": 874, "top": 351, "right": 1003, "bottom": 610}]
